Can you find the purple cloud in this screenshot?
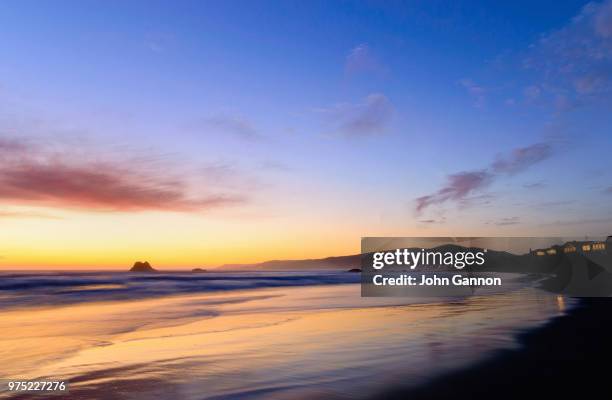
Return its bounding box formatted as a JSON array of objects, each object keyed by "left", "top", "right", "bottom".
[
  {"left": 491, "top": 142, "right": 553, "bottom": 174},
  {"left": 415, "top": 140, "right": 557, "bottom": 214},
  {"left": 416, "top": 171, "right": 493, "bottom": 213}
]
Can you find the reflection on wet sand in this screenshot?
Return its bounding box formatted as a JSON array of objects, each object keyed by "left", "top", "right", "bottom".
[{"left": 0, "top": 284, "right": 571, "bottom": 400}]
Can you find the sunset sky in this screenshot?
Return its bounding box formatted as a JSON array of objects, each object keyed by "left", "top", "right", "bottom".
[{"left": 1, "top": 0, "right": 611, "bottom": 268}]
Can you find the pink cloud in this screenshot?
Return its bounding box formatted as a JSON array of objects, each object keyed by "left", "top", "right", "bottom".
[{"left": 0, "top": 138, "right": 245, "bottom": 212}]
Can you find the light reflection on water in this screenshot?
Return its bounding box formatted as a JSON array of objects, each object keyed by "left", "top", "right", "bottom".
[{"left": 0, "top": 283, "right": 572, "bottom": 400}]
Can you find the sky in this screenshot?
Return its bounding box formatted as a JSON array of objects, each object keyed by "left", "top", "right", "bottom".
[{"left": 1, "top": 0, "right": 611, "bottom": 268}]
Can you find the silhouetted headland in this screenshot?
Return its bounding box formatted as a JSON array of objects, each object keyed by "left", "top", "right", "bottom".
[
  {"left": 192, "top": 268, "right": 207, "bottom": 273},
  {"left": 218, "top": 254, "right": 361, "bottom": 271},
  {"left": 129, "top": 261, "right": 156, "bottom": 273}
]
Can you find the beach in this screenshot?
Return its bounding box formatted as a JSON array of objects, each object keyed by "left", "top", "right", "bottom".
[
  {"left": 0, "top": 271, "right": 574, "bottom": 399},
  {"left": 382, "top": 297, "right": 612, "bottom": 400}
]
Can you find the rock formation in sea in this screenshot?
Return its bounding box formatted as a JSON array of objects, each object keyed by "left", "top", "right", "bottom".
[{"left": 130, "top": 261, "right": 157, "bottom": 272}]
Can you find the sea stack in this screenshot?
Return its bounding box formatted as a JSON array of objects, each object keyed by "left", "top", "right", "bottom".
[{"left": 130, "top": 261, "right": 157, "bottom": 272}]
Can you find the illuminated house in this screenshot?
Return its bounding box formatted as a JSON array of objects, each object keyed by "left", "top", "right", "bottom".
[
  {"left": 531, "top": 238, "right": 609, "bottom": 256},
  {"left": 564, "top": 244, "right": 577, "bottom": 253},
  {"left": 592, "top": 242, "right": 606, "bottom": 251}
]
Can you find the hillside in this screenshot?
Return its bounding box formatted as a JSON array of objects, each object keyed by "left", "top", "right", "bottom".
[{"left": 217, "top": 254, "right": 361, "bottom": 271}]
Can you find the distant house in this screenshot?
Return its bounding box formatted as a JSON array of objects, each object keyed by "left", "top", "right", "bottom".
[{"left": 531, "top": 238, "right": 609, "bottom": 256}]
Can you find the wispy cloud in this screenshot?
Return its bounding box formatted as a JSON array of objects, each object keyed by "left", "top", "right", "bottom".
[
  {"left": 144, "top": 32, "right": 173, "bottom": 53},
  {"left": 345, "top": 44, "right": 385, "bottom": 75},
  {"left": 459, "top": 78, "right": 487, "bottom": 108},
  {"left": 415, "top": 140, "right": 557, "bottom": 214},
  {"left": 416, "top": 171, "right": 493, "bottom": 213},
  {"left": 319, "top": 93, "right": 393, "bottom": 137},
  {"left": 524, "top": 181, "right": 547, "bottom": 189},
  {"left": 543, "top": 216, "right": 612, "bottom": 226},
  {"left": 523, "top": 85, "right": 541, "bottom": 102},
  {"left": 595, "top": 0, "right": 612, "bottom": 37},
  {"left": 259, "top": 160, "right": 293, "bottom": 172},
  {"left": 491, "top": 142, "right": 554, "bottom": 174},
  {"left": 534, "top": 200, "right": 575, "bottom": 209},
  {"left": 491, "top": 216, "right": 520, "bottom": 226},
  {"left": 196, "top": 115, "right": 263, "bottom": 141},
  {"left": 0, "top": 137, "right": 245, "bottom": 212},
  {"left": 457, "top": 193, "right": 496, "bottom": 209},
  {"left": 524, "top": 0, "right": 612, "bottom": 108},
  {"left": 0, "top": 210, "right": 61, "bottom": 219},
  {"left": 603, "top": 185, "right": 612, "bottom": 194},
  {"left": 0, "top": 137, "right": 31, "bottom": 152},
  {"left": 419, "top": 217, "right": 447, "bottom": 224}
]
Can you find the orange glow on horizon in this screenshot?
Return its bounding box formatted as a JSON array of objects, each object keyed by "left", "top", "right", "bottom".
[
  {"left": 0, "top": 207, "right": 366, "bottom": 269},
  {"left": 0, "top": 201, "right": 553, "bottom": 269}
]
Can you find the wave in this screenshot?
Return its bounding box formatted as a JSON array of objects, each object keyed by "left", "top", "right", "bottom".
[{"left": 0, "top": 271, "right": 360, "bottom": 309}]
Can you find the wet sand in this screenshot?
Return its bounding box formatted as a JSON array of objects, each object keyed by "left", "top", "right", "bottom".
[
  {"left": 380, "top": 297, "right": 612, "bottom": 400},
  {"left": 0, "top": 282, "right": 570, "bottom": 400}
]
